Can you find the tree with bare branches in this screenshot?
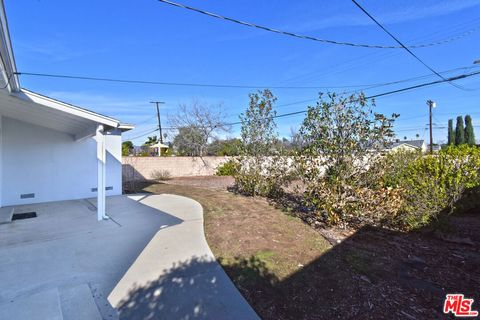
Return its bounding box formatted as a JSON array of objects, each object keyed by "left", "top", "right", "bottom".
[{"left": 169, "top": 100, "right": 230, "bottom": 156}]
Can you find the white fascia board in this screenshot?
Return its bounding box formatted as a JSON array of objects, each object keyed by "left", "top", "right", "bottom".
[
  {"left": 17, "top": 89, "right": 121, "bottom": 128},
  {"left": 0, "top": 1, "right": 20, "bottom": 92},
  {"left": 118, "top": 123, "right": 135, "bottom": 132}
]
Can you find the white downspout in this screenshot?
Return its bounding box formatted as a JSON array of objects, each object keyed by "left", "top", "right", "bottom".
[{"left": 96, "top": 125, "right": 107, "bottom": 220}]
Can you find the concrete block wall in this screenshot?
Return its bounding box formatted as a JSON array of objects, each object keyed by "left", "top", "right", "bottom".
[{"left": 122, "top": 156, "right": 231, "bottom": 180}]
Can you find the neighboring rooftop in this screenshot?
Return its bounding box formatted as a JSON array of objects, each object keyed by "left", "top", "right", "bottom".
[{"left": 389, "top": 139, "right": 425, "bottom": 149}]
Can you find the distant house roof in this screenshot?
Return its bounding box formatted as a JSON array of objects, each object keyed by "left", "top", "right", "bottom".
[
  {"left": 150, "top": 142, "right": 169, "bottom": 149},
  {"left": 389, "top": 139, "right": 425, "bottom": 150}
]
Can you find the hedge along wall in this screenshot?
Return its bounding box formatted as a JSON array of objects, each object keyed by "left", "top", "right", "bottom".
[{"left": 122, "top": 156, "right": 232, "bottom": 180}]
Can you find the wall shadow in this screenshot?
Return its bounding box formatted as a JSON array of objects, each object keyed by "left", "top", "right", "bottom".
[{"left": 122, "top": 164, "right": 149, "bottom": 194}]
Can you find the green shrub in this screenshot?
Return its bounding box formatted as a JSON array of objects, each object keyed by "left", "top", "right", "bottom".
[
  {"left": 234, "top": 156, "right": 291, "bottom": 198},
  {"left": 378, "top": 150, "right": 423, "bottom": 188},
  {"left": 216, "top": 159, "right": 239, "bottom": 176},
  {"left": 398, "top": 145, "right": 480, "bottom": 229}
]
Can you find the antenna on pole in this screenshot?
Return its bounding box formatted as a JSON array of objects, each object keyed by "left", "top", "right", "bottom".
[{"left": 150, "top": 101, "right": 165, "bottom": 143}]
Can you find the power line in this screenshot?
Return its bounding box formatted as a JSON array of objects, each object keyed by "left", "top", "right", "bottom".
[
  {"left": 134, "top": 115, "right": 158, "bottom": 125},
  {"left": 125, "top": 69, "right": 480, "bottom": 141},
  {"left": 125, "top": 128, "right": 159, "bottom": 141},
  {"left": 221, "top": 69, "right": 480, "bottom": 126},
  {"left": 351, "top": 0, "right": 469, "bottom": 91},
  {"left": 14, "top": 65, "right": 479, "bottom": 91},
  {"left": 156, "top": 0, "right": 480, "bottom": 49},
  {"left": 12, "top": 71, "right": 384, "bottom": 90},
  {"left": 283, "top": 16, "right": 480, "bottom": 85}
]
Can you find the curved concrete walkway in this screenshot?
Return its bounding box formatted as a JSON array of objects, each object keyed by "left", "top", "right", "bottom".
[{"left": 109, "top": 194, "right": 259, "bottom": 320}]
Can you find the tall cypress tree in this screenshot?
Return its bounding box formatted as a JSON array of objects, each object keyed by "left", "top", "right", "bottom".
[
  {"left": 455, "top": 116, "right": 465, "bottom": 145},
  {"left": 464, "top": 115, "right": 476, "bottom": 146},
  {"left": 448, "top": 119, "right": 455, "bottom": 145}
]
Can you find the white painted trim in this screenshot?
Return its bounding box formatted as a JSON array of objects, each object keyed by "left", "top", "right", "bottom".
[
  {"left": 97, "top": 125, "right": 106, "bottom": 220},
  {"left": 118, "top": 123, "right": 135, "bottom": 131},
  {"left": 0, "top": 0, "right": 19, "bottom": 92}
]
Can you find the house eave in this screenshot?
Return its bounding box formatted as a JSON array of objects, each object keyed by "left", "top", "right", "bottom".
[
  {"left": 16, "top": 88, "right": 122, "bottom": 128},
  {"left": 118, "top": 123, "right": 135, "bottom": 132},
  {"left": 0, "top": 1, "right": 19, "bottom": 92}
]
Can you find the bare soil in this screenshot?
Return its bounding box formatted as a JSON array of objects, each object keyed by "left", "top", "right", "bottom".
[
  {"left": 161, "top": 175, "right": 234, "bottom": 190},
  {"left": 132, "top": 179, "right": 480, "bottom": 320}
]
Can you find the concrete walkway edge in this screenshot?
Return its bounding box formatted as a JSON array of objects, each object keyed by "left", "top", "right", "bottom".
[{"left": 108, "top": 193, "right": 260, "bottom": 320}]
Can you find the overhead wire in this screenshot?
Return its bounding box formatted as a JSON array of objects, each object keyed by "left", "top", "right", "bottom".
[
  {"left": 283, "top": 17, "right": 480, "bottom": 85},
  {"left": 219, "top": 69, "right": 480, "bottom": 126},
  {"left": 350, "top": 0, "right": 470, "bottom": 91},
  {"left": 14, "top": 65, "right": 479, "bottom": 92},
  {"left": 156, "top": 0, "right": 480, "bottom": 49},
  {"left": 125, "top": 69, "right": 480, "bottom": 141}
]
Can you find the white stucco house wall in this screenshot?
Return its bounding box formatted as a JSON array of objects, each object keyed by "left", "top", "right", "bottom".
[{"left": 0, "top": 3, "right": 133, "bottom": 219}]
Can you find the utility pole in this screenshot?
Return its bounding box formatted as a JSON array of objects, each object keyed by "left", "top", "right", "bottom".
[
  {"left": 150, "top": 101, "right": 165, "bottom": 143},
  {"left": 427, "top": 100, "right": 436, "bottom": 154}
]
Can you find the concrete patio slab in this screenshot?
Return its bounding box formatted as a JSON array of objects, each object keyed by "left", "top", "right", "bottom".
[
  {"left": 59, "top": 284, "right": 102, "bottom": 320},
  {"left": 0, "top": 194, "right": 259, "bottom": 319},
  {"left": 0, "top": 288, "right": 62, "bottom": 320}
]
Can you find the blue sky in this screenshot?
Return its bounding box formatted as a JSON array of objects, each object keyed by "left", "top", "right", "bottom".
[{"left": 6, "top": 0, "right": 480, "bottom": 144}]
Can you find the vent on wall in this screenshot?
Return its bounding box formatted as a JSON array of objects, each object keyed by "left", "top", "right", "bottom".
[
  {"left": 20, "top": 193, "right": 35, "bottom": 199},
  {"left": 12, "top": 212, "right": 37, "bottom": 220},
  {"left": 91, "top": 187, "right": 114, "bottom": 192}
]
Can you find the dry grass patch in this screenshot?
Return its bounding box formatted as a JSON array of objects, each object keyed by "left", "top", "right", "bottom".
[{"left": 139, "top": 181, "right": 331, "bottom": 281}]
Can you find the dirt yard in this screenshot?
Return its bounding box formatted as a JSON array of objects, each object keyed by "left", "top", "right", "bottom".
[
  {"left": 161, "top": 176, "right": 234, "bottom": 190},
  {"left": 132, "top": 178, "right": 480, "bottom": 319}
]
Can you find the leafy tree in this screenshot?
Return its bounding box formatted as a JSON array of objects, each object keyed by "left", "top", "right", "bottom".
[
  {"left": 122, "top": 141, "right": 133, "bottom": 156},
  {"left": 144, "top": 136, "right": 158, "bottom": 146},
  {"left": 455, "top": 116, "right": 465, "bottom": 145},
  {"left": 208, "top": 138, "right": 242, "bottom": 156},
  {"left": 464, "top": 115, "right": 475, "bottom": 146},
  {"left": 447, "top": 119, "right": 455, "bottom": 145},
  {"left": 235, "top": 89, "right": 290, "bottom": 196},
  {"left": 240, "top": 89, "right": 278, "bottom": 156},
  {"left": 297, "top": 92, "right": 398, "bottom": 225}
]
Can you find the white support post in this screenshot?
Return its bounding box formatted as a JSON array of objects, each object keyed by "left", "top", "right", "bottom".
[{"left": 96, "top": 125, "right": 106, "bottom": 220}]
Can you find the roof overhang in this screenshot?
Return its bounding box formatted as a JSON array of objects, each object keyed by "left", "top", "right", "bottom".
[
  {"left": 0, "top": 1, "right": 19, "bottom": 92},
  {"left": 0, "top": 0, "right": 134, "bottom": 138},
  {"left": 0, "top": 88, "right": 133, "bottom": 140},
  {"left": 118, "top": 123, "right": 135, "bottom": 132}
]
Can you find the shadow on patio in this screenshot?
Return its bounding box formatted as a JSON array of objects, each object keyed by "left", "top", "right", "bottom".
[
  {"left": 0, "top": 195, "right": 184, "bottom": 319},
  {"left": 117, "top": 213, "right": 480, "bottom": 319}
]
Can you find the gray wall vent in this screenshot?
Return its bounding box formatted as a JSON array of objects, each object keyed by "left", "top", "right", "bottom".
[
  {"left": 91, "top": 187, "right": 113, "bottom": 192},
  {"left": 20, "top": 193, "right": 35, "bottom": 199}
]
